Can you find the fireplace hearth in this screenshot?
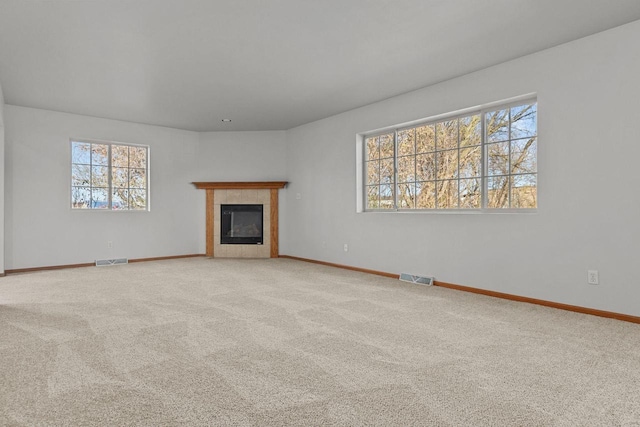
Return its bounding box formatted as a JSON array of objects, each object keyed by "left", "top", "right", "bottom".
[{"left": 220, "top": 204, "right": 263, "bottom": 245}]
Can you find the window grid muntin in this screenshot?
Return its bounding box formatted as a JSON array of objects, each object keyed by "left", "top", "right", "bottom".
[
  {"left": 364, "top": 99, "right": 536, "bottom": 211},
  {"left": 71, "top": 140, "right": 149, "bottom": 211}
]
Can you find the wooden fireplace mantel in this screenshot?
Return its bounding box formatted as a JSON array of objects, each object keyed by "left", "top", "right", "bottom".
[
  {"left": 192, "top": 181, "right": 288, "bottom": 258},
  {"left": 192, "top": 182, "right": 287, "bottom": 190}
]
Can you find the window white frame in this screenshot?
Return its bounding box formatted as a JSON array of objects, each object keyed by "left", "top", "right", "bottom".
[
  {"left": 360, "top": 97, "right": 537, "bottom": 213},
  {"left": 70, "top": 139, "right": 150, "bottom": 211}
]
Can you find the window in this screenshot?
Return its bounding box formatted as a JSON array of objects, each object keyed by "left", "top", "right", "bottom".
[
  {"left": 71, "top": 140, "right": 149, "bottom": 210},
  {"left": 364, "top": 100, "right": 537, "bottom": 211}
]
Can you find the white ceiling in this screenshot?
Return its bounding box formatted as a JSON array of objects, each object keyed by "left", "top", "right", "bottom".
[{"left": 1, "top": 0, "right": 640, "bottom": 132}]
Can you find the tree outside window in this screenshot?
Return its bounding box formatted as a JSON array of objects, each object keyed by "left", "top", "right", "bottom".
[{"left": 364, "top": 100, "right": 537, "bottom": 211}]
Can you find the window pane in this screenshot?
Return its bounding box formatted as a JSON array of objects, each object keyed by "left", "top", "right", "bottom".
[
  {"left": 486, "top": 109, "right": 509, "bottom": 142},
  {"left": 511, "top": 137, "right": 537, "bottom": 174},
  {"left": 398, "top": 183, "right": 416, "bottom": 208},
  {"left": 416, "top": 181, "right": 435, "bottom": 209},
  {"left": 487, "top": 176, "right": 509, "bottom": 208},
  {"left": 72, "top": 164, "right": 90, "bottom": 186},
  {"left": 397, "top": 128, "right": 415, "bottom": 156},
  {"left": 437, "top": 149, "right": 458, "bottom": 180},
  {"left": 436, "top": 120, "right": 458, "bottom": 150},
  {"left": 379, "top": 133, "right": 394, "bottom": 159},
  {"left": 416, "top": 125, "right": 435, "bottom": 153},
  {"left": 511, "top": 103, "right": 537, "bottom": 139},
  {"left": 112, "top": 145, "right": 129, "bottom": 168},
  {"left": 487, "top": 142, "right": 509, "bottom": 176},
  {"left": 511, "top": 174, "right": 537, "bottom": 208},
  {"left": 91, "top": 166, "right": 109, "bottom": 187},
  {"left": 459, "top": 178, "right": 481, "bottom": 209},
  {"left": 366, "top": 137, "right": 379, "bottom": 161},
  {"left": 366, "top": 185, "right": 379, "bottom": 209},
  {"left": 129, "top": 189, "right": 147, "bottom": 210},
  {"left": 91, "top": 144, "right": 109, "bottom": 166},
  {"left": 397, "top": 156, "right": 415, "bottom": 183},
  {"left": 380, "top": 158, "right": 394, "bottom": 184},
  {"left": 71, "top": 142, "right": 91, "bottom": 164},
  {"left": 71, "top": 187, "right": 90, "bottom": 209},
  {"left": 416, "top": 153, "right": 436, "bottom": 181},
  {"left": 112, "top": 189, "right": 129, "bottom": 210},
  {"left": 437, "top": 179, "right": 459, "bottom": 209},
  {"left": 366, "top": 160, "right": 380, "bottom": 185},
  {"left": 460, "top": 115, "right": 481, "bottom": 147},
  {"left": 129, "top": 146, "right": 147, "bottom": 168},
  {"left": 459, "top": 146, "right": 481, "bottom": 178},
  {"left": 112, "top": 167, "right": 129, "bottom": 188},
  {"left": 379, "top": 184, "right": 394, "bottom": 209},
  {"left": 130, "top": 168, "right": 147, "bottom": 189},
  {"left": 91, "top": 187, "right": 109, "bottom": 209}
]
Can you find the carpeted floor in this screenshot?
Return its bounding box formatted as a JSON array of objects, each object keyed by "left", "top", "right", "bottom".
[{"left": 0, "top": 257, "right": 639, "bottom": 426}]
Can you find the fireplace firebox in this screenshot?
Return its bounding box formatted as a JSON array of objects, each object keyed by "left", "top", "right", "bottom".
[{"left": 220, "top": 204, "right": 263, "bottom": 245}]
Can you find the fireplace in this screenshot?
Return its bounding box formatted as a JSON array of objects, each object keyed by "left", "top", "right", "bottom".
[
  {"left": 220, "top": 204, "right": 263, "bottom": 245},
  {"left": 192, "top": 181, "right": 287, "bottom": 258}
]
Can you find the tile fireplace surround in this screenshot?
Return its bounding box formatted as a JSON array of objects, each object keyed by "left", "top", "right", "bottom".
[{"left": 192, "top": 182, "right": 287, "bottom": 258}]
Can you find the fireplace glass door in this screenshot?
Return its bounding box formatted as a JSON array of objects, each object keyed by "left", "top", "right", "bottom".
[{"left": 220, "top": 204, "right": 263, "bottom": 244}]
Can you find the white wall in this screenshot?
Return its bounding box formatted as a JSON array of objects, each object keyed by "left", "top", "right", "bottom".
[
  {"left": 4, "top": 106, "right": 206, "bottom": 268},
  {"left": 4, "top": 107, "right": 203, "bottom": 269},
  {"left": 2, "top": 109, "right": 288, "bottom": 270},
  {"left": 196, "top": 131, "right": 287, "bottom": 182},
  {"left": 282, "top": 20, "right": 640, "bottom": 317}
]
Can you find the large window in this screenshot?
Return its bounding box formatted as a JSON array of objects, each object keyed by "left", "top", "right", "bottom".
[
  {"left": 71, "top": 140, "right": 149, "bottom": 210},
  {"left": 364, "top": 100, "right": 537, "bottom": 211}
]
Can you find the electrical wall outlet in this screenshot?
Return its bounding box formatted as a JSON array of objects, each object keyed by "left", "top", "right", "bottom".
[
  {"left": 107, "top": 241, "right": 113, "bottom": 249},
  {"left": 587, "top": 270, "right": 599, "bottom": 285},
  {"left": 343, "top": 243, "right": 348, "bottom": 252}
]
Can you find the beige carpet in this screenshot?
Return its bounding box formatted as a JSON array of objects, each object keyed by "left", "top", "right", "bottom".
[{"left": 1, "top": 258, "right": 639, "bottom": 426}]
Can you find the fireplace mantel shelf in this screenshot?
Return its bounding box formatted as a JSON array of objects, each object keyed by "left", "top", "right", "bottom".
[{"left": 192, "top": 181, "right": 287, "bottom": 190}]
